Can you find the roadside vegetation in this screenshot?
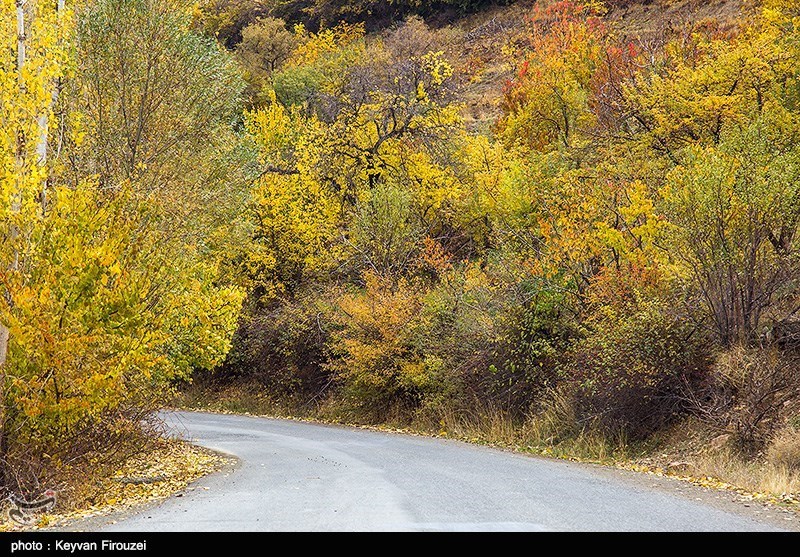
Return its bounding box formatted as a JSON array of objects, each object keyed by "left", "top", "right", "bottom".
[
  {"left": 5, "top": 0, "right": 800, "bottom": 518},
  {"left": 186, "top": 0, "right": 800, "bottom": 503},
  {"left": 1, "top": 0, "right": 248, "bottom": 513}
]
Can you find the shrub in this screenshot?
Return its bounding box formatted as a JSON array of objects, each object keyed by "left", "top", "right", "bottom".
[
  {"left": 455, "top": 289, "right": 573, "bottom": 418},
  {"left": 213, "top": 293, "right": 334, "bottom": 409},
  {"left": 567, "top": 297, "right": 711, "bottom": 440},
  {"left": 272, "top": 65, "right": 326, "bottom": 106},
  {"left": 409, "top": 258, "right": 577, "bottom": 420},
  {"left": 696, "top": 347, "right": 800, "bottom": 454},
  {"left": 325, "top": 273, "right": 443, "bottom": 422}
]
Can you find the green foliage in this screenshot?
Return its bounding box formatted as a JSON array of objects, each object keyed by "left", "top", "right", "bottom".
[
  {"left": 71, "top": 0, "right": 247, "bottom": 224},
  {"left": 661, "top": 122, "right": 800, "bottom": 345},
  {"left": 350, "top": 184, "right": 424, "bottom": 278},
  {"left": 272, "top": 64, "right": 326, "bottom": 105}
]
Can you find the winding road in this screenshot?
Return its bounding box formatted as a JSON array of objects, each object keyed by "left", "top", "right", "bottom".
[{"left": 82, "top": 411, "right": 798, "bottom": 531}]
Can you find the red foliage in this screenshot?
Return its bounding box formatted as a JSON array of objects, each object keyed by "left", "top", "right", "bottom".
[
  {"left": 588, "top": 39, "right": 642, "bottom": 133},
  {"left": 523, "top": 0, "right": 605, "bottom": 36}
]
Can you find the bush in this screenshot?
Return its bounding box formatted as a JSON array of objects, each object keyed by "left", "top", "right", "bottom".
[
  {"left": 453, "top": 289, "right": 574, "bottom": 418},
  {"left": 213, "top": 293, "right": 334, "bottom": 409},
  {"left": 2, "top": 405, "right": 162, "bottom": 505},
  {"left": 696, "top": 347, "right": 800, "bottom": 454},
  {"left": 325, "top": 273, "right": 444, "bottom": 422},
  {"left": 272, "top": 65, "right": 326, "bottom": 106},
  {"left": 566, "top": 297, "right": 711, "bottom": 440},
  {"left": 403, "top": 257, "right": 578, "bottom": 421}
]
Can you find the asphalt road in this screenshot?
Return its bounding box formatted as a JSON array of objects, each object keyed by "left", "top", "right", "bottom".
[{"left": 86, "top": 411, "right": 798, "bottom": 532}]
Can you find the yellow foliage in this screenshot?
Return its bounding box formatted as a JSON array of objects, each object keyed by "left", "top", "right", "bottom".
[
  {"left": 0, "top": 0, "right": 244, "bottom": 441},
  {"left": 285, "top": 22, "right": 364, "bottom": 68},
  {"left": 328, "top": 272, "right": 439, "bottom": 413}
]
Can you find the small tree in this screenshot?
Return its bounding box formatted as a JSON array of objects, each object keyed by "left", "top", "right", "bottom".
[
  {"left": 238, "top": 17, "right": 296, "bottom": 74},
  {"left": 236, "top": 17, "right": 296, "bottom": 104}
]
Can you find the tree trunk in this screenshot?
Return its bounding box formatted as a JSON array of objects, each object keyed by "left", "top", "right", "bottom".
[
  {"left": 0, "top": 324, "right": 8, "bottom": 492},
  {"left": 16, "top": 0, "right": 25, "bottom": 76},
  {"left": 0, "top": 325, "right": 8, "bottom": 368},
  {"left": 6, "top": 0, "right": 26, "bottom": 494},
  {"left": 14, "top": 0, "right": 25, "bottom": 223},
  {"left": 35, "top": 0, "right": 66, "bottom": 206}
]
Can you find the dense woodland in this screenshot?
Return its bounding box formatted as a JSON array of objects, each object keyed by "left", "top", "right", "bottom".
[{"left": 4, "top": 0, "right": 800, "bottom": 500}]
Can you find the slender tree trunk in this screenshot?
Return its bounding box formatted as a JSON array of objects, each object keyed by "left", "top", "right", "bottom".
[
  {"left": 3, "top": 0, "right": 29, "bottom": 494},
  {"left": 14, "top": 0, "right": 25, "bottom": 222},
  {"left": 0, "top": 322, "right": 8, "bottom": 492},
  {"left": 35, "top": 0, "right": 67, "bottom": 165},
  {"left": 16, "top": 0, "right": 25, "bottom": 75},
  {"left": 0, "top": 326, "right": 7, "bottom": 485},
  {"left": 37, "top": 0, "right": 66, "bottom": 210},
  {"left": 0, "top": 326, "right": 7, "bottom": 368}
]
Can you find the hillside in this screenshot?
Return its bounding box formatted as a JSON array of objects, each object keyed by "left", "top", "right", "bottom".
[
  {"left": 445, "top": 0, "right": 752, "bottom": 130},
  {"left": 6, "top": 0, "right": 800, "bottom": 526},
  {"left": 200, "top": 0, "right": 753, "bottom": 131},
  {"left": 187, "top": 0, "right": 800, "bottom": 506}
]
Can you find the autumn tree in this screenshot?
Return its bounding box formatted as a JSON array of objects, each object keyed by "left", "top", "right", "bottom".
[
  {"left": 499, "top": 1, "right": 604, "bottom": 151},
  {"left": 246, "top": 18, "right": 472, "bottom": 297},
  {"left": 615, "top": 2, "right": 800, "bottom": 346},
  {"left": 0, "top": 0, "right": 248, "bottom": 493},
  {"left": 236, "top": 17, "right": 297, "bottom": 105}
]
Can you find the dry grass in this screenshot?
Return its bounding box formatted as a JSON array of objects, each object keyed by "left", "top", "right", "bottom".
[
  {"left": 697, "top": 346, "right": 800, "bottom": 454},
  {"left": 689, "top": 449, "right": 800, "bottom": 501},
  {"left": 440, "top": 408, "right": 800, "bottom": 505},
  {"left": 768, "top": 428, "right": 800, "bottom": 471},
  {"left": 624, "top": 420, "right": 800, "bottom": 504},
  {"left": 174, "top": 380, "right": 295, "bottom": 417},
  {"left": 427, "top": 391, "right": 631, "bottom": 464},
  {"left": 0, "top": 438, "right": 230, "bottom": 531},
  {"left": 606, "top": 0, "right": 751, "bottom": 35}
]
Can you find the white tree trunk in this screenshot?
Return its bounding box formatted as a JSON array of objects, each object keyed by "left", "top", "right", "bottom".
[
  {"left": 36, "top": 114, "right": 47, "bottom": 166},
  {"left": 12, "top": 0, "right": 26, "bottom": 251},
  {"left": 36, "top": 0, "right": 66, "bottom": 206},
  {"left": 16, "top": 0, "right": 25, "bottom": 77},
  {"left": 6, "top": 0, "right": 25, "bottom": 384},
  {"left": 0, "top": 325, "right": 8, "bottom": 368}
]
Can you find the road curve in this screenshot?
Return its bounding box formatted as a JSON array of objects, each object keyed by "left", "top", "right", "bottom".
[{"left": 89, "top": 411, "right": 796, "bottom": 532}]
